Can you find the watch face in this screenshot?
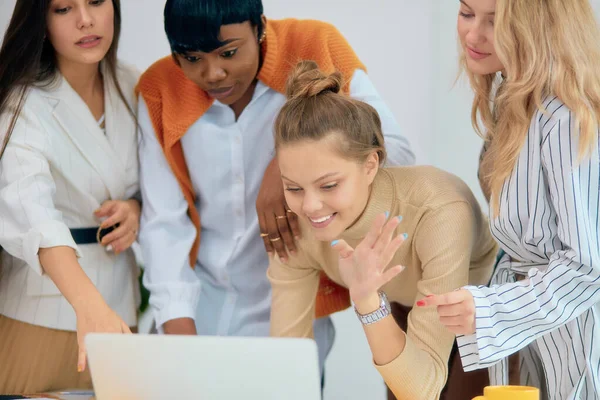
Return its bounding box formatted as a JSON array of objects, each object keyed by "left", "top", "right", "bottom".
[{"left": 379, "top": 291, "right": 391, "bottom": 311}]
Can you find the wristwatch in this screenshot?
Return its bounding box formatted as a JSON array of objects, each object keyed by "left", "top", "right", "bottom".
[{"left": 354, "top": 291, "right": 391, "bottom": 325}]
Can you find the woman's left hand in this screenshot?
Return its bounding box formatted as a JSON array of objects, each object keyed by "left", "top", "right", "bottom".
[
  {"left": 331, "top": 212, "right": 406, "bottom": 312},
  {"left": 256, "top": 158, "right": 301, "bottom": 263},
  {"left": 416, "top": 289, "right": 477, "bottom": 335},
  {"left": 94, "top": 199, "right": 141, "bottom": 254}
]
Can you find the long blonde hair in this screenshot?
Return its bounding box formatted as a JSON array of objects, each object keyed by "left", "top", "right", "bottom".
[{"left": 464, "top": 0, "right": 600, "bottom": 214}]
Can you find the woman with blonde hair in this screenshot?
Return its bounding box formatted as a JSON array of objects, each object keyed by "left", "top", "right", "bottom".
[
  {"left": 268, "top": 60, "right": 498, "bottom": 400},
  {"left": 421, "top": 0, "right": 600, "bottom": 398}
]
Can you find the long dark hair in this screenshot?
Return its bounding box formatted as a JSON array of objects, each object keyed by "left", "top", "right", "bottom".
[{"left": 0, "top": 0, "right": 134, "bottom": 159}]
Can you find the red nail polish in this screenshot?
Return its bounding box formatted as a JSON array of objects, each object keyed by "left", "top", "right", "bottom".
[{"left": 416, "top": 300, "right": 426, "bottom": 307}]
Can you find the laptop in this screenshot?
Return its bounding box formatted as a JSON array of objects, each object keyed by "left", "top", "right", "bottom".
[{"left": 85, "top": 333, "right": 321, "bottom": 400}]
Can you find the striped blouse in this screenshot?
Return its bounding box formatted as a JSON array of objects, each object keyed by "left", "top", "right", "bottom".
[{"left": 457, "top": 96, "right": 600, "bottom": 400}]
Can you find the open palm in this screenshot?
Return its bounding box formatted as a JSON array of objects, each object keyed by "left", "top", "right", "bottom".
[{"left": 332, "top": 212, "right": 406, "bottom": 304}]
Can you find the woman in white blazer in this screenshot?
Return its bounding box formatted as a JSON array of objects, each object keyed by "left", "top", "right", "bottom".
[{"left": 0, "top": 0, "right": 141, "bottom": 394}]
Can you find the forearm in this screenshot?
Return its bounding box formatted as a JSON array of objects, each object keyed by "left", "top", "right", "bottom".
[
  {"left": 356, "top": 294, "right": 447, "bottom": 399},
  {"left": 137, "top": 94, "right": 202, "bottom": 330},
  {"left": 162, "top": 317, "right": 197, "bottom": 335},
  {"left": 38, "top": 246, "right": 105, "bottom": 312},
  {"left": 355, "top": 294, "right": 406, "bottom": 365},
  {"left": 462, "top": 260, "right": 600, "bottom": 368},
  {"left": 267, "top": 255, "right": 319, "bottom": 339}
]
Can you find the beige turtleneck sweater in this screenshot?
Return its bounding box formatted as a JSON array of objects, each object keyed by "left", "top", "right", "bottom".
[{"left": 268, "top": 166, "right": 498, "bottom": 400}]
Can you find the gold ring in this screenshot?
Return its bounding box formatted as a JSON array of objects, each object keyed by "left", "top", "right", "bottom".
[
  {"left": 276, "top": 215, "right": 287, "bottom": 220},
  {"left": 260, "top": 233, "right": 269, "bottom": 237},
  {"left": 269, "top": 236, "right": 282, "bottom": 242}
]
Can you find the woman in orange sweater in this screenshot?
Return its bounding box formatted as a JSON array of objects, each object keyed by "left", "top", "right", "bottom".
[
  {"left": 135, "top": 0, "right": 414, "bottom": 385},
  {"left": 268, "top": 61, "right": 498, "bottom": 400}
]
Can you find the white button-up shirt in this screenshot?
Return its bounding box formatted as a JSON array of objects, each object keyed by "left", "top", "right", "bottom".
[{"left": 138, "top": 69, "right": 414, "bottom": 367}]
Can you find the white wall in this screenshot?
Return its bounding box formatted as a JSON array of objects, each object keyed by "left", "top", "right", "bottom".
[{"left": 431, "top": 4, "right": 486, "bottom": 207}]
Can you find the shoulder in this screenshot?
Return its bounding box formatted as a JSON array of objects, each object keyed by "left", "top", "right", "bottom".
[
  {"left": 112, "top": 61, "right": 142, "bottom": 106},
  {"left": 385, "top": 166, "right": 477, "bottom": 206},
  {"left": 136, "top": 56, "right": 197, "bottom": 105},
  {"left": 271, "top": 18, "right": 362, "bottom": 67},
  {"left": 533, "top": 95, "right": 598, "bottom": 160},
  {"left": 1, "top": 86, "right": 47, "bottom": 125},
  {"left": 271, "top": 18, "right": 345, "bottom": 41},
  {"left": 384, "top": 166, "right": 485, "bottom": 226},
  {"left": 115, "top": 61, "right": 141, "bottom": 90},
  {"left": 0, "top": 87, "right": 50, "bottom": 147},
  {"left": 535, "top": 95, "right": 570, "bottom": 139},
  {"left": 138, "top": 56, "right": 180, "bottom": 88}
]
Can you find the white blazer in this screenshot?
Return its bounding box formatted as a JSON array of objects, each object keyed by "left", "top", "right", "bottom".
[{"left": 0, "top": 62, "right": 140, "bottom": 330}]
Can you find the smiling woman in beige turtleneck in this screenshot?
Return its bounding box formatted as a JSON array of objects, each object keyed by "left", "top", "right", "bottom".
[{"left": 267, "top": 61, "right": 497, "bottom": 400}]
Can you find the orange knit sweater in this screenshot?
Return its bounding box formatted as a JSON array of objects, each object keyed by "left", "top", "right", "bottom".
[{"left": 136, "top": 18, "right": 365, "bottom": 318}]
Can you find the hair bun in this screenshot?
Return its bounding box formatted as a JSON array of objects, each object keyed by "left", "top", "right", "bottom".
[{"left": 285, "top": 60, "right": 343, "bottom": 99}]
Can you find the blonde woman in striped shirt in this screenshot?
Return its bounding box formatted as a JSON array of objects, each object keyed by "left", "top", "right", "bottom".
[{"left": 420, "top": 0, "right": 600, "bottom": 399}]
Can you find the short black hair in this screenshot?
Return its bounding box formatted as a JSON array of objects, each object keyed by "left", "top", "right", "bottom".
[{"left": 164, "top": 0, "right": 264, "bottom": 54}]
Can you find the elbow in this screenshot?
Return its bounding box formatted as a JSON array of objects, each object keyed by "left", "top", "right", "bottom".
[
  {"left": 25, "top": 222, "right": 80, "bottom": 276},
  {"left": 379, "top": 344, "right": 449, "bottom": 400},
  {"left": 388, "top": 370, "right": 446, "bottom": 400},
  {"left": 415, "top": 355, "right": 448, "bottom": 400}
]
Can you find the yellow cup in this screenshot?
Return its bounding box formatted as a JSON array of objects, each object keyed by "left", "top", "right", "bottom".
[{"left": 472, "top": 386, "right": 540, "bottom": 400}]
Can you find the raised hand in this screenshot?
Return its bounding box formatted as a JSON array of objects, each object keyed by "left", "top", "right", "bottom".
[{"left": 331, "top": 212, "right": 406, "bottom": 311}]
